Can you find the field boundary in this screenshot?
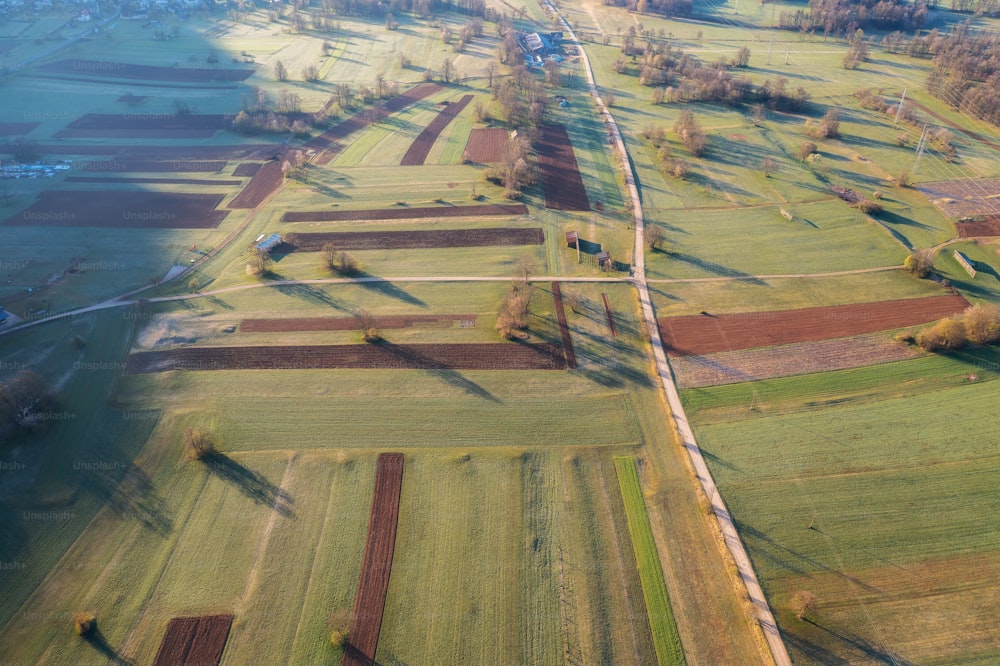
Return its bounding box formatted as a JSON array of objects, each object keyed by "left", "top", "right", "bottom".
[{"left": 400, "top": 94, "right": 474, "bottom": 166}]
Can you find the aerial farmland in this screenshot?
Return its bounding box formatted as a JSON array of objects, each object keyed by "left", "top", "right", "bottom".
[{"left": 0, "top": 0, "right": 998, "bottom": 664}]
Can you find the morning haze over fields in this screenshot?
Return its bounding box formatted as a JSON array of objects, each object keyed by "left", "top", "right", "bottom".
[{"left": 0, "top": 0, "right": 998, "bottom": 662}]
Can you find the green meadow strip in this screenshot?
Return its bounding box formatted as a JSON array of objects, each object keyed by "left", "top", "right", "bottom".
[{"left": 613, "top": 456, "right": 686, "bottom": 666}]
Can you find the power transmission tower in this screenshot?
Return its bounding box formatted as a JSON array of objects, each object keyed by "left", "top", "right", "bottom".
[
  {"left": 893, "top": 88, "right": 906, "bottom": 129},
  {"left": 912, "top": 123, "right": 929, "bottom": 174}
]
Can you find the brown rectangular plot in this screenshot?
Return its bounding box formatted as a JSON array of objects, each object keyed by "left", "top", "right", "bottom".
[
  {"left": 4, "top": 191, "right": 228, "bottom": 229},
  {"left": 658, "top": 294, "right": 970, "bottom": 356},
  {"left": 342, "top": 453, "right": 405, "bottom": 666},
  {"left": 552, "top": 282, "right": 577, "bottom": 369},
  {"left": 232, "top": 163, "right": 261, "bottom": 177},
  {"left": 464, "top": 127, "right": 509, "bottom": 163},
  {"left": 83, "top": 160, "right": 226, "bottom": 173},
  {"left": 39, "top": 59, "right": 254, "bottom": 82},
  {"left": 228, "top": 160, "right": 283, "bottom": 209},
  {"left": 282, "top": 203, "right": 527, "bottom": 223},
  {"left": 537, "top": 124, "right": 590, "bottom": 211},
  {"left": 284, "top": 227, "right": 543, "bottom": 251},
  {"left": 153, "top": 614, "right": 233, "bottom": 666},
  {"left": 125, "top": 342, "right": 568, "bottom": 373},
  {"left": 241, "top": 314, "right": 477, "bottom": 332},
  {"left": 65, "top": 176, "right": 241, "bottom": 186},
  {"left": 0, "top": 122, "right": 39, "bottom": 136}
]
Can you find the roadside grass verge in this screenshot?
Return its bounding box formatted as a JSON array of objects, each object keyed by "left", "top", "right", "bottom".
[{"left": 613, "top": 456, "right": 686, "bottom": 666}]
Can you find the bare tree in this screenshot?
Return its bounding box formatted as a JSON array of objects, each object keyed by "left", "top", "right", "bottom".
[
  {"left": 274, "top": 59, "right": 288, "bottom": 81},
  {"left": 183, "top": 428, "right": 216, "bottom": 461},
  {"left": 358, "top": 310, "right": 381, "bottom": 342},
  {"left": 441, "top": 58, "right": 455, "bottom": 83},
  {"left": 645, "top": 224, "right": 664, "bottom": 251},
  {"left": 761, "top": 157, "right": 778, "bottom": 177},
  {"left": 790, "top": 591, "right": 817, "bottom": 620}
]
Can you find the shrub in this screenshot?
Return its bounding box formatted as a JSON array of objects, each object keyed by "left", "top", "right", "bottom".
[
  {"left": 855, "top": 199, "right": 883, "bottom": 215},
  {"left": 358, "top": 310, "right": 381, "bottom": 343},
  {"left": 915, "top": 318, "right": 966, "bottom": 351},
  {"left": 962, "top": 304, "right": 1000, "bottom": 345},
  {"left": 797, "top": 141, "right": 817, "bottom": 161},
  {"left": 330, "top": 630, "right": 349, "bottom": 648},
  {"left": 903, "top": 249, "right": 935, "bottom": 278},
  {"left": 72, "top": 612, "right": 96, "bottom": 636}
]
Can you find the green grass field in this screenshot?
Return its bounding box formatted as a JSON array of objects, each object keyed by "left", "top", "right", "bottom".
[
  {"left": 4, "top": 0, "right": 1000, "bottom": 664},
  {"left": 614, "top": 456, "right": 686, "bottom": 666},
  {"left": 685, "top": 350, "right": 1000, "bottom": 663}
]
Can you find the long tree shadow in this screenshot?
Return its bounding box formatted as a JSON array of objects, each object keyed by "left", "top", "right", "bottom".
[
  {"left": 781, "top": 629, "right": 851, "bottom": 665},
  {"left": 735, "top": 520, "right": 882, "bottom": 594},
  {"left": 80, "top": 461, "right": 172, "bottom": 536},
  {"left": 669, "top": 252, "right": 769, "bottom": 284},
  {"left": 270, "top": 280, "right": 350, "bottom": 312},
  {"left": 83, "top": 627, "right": 134, "bottom": 665},
  {"left": 804, "top": 618, "right": 917, "bottom": 665},
  {"left": 201, "top": 452, "right": 294, "bottom": 517},
  {"left": 374, "top": 340, "right": 500, "bottom": 402},
  {"left": 353, "top": 274, "right": 428, "bottom": 307}
]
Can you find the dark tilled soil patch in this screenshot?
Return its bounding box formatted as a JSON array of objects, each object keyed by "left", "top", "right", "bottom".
[
  {"left": 39, "top": 59, "right": 254, "bottom": 83},
  {"left": 281, "top": 203, "right": 527, "bottom": 223},
  {"left": 66, "top": 176, "right": 241, "bottom": 186},
  {"left": 659, "top": 294, "right": 970, "bottom": 355},
  {"left": 228, "top": 160, "right": 283, "bottom": 209},
  {"left": 342, "top": 453, "right": 404, "bottom": 666},
  {"left": 125, "top": 342, "right": 568, "bottom": 372},
  {"left": 241, "top": 314, "right": 477, "bottom": 332},
  {"left": 0, "top": 122, "right": 39, "bottom": 136},
  {"left": 82, "top": 160, "right": 226, "bottom": 172},
  {"left": 232, "top": 163, "right": 261, "bottom": 177},
  {"left": 957, "top": 216, "right": 1000, "bottom": 237},
  {"left": 464, "top": 127, "right": 509, "bottom": 163},
  {"left": 283, "top": 227, "right": 543, "bottom": 251},
  {"left": 4, "top": 190, "right": 228, "bottom": 229},
  {"left": 153, "top": 614, "right": 233, "bottom": 666},
  {"left": 537, "top": 124, "right": 589, "bottom": 211}
]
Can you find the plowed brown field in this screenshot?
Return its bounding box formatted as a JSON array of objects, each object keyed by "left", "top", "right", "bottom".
[
  {"left": 4, "top": 191, "right": 228, "bottom": 229},
  {"left": 152, "top": 614, "right": 234, "bottom": 666},
  {"left": 228, "top": 160, "right": 283, "bottom": 209},
  {"left": 342, "top": 453, "right": 404, "bottom": 666},
  {"left": 659, "top": 294, "right": 969, "bottom": 355},
  {"left": 537, "top": 124, "right": 589, "bottom": 211},
  {"left": 0, "top": 122, "right": 39, "bottom": 136},
  {"left": 82, "top": 160, "right": 226, "bottom": 172},
  {"left": 281, "top": 203, "right": 527, "bottom": 223},
  {"left": 957, "top": 216, "right": 1000, "bottom": 237},
  {"left": 284, "top": 227, "right": 543, "bottom": 251},
  {"left": 400, "top": 95, "right": 473, "bottom": 166},
  {"left": 125, "top": 342, "right": 568, "bottom": 373},
  {"left": 463, "top": 127, "right": 509, "bottom": 163},
  {"left": 39, "top": 59, "right": 254, "bottom": 82},
  {"left": 241, "top": 314, "right": 477, "bottom": 332},
  {"left": 55, "top": 114, "right": 230, "bottom": 139}
]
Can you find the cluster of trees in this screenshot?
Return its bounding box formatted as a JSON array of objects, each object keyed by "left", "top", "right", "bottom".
[
  {"left": 496, "top": 279, "right": 533, "bottom": 339},
  {"left": 303, "top": 0, "right": 491, "bottom": 20},
  {"left": 778, "top": 0, "right": 928, "bottom": 37},
  {"left": 618, "top": 43, "right": 810, "bottom": 111},
  {"left": 233, "top": 86, "right": 320, "bottom": 136},
  {"left": 322, "top": 243, "right": 360, "bottom": 276},
  {"left": 0, "top": 369, "right": 51, "bottom": 439},
  {"left": 673, "top": 110, "right": 707, "bottom": 157},
  {"left": 914, "top": 304, "right": 1000, "bottom": 351},
  {"left": 608, "top": 0, "right": 692, "bottom": 19},
  {"left": 641, "top": 124, "right": 690, "bottom": 178},
  {"left": 924, "top": 28, "right": 1000, "bottom": 126},
  {"left": 485, "top": 134, "right": 537, "bottom": 199}
]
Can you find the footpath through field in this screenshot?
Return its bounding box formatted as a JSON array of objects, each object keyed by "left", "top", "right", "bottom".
[{"left": 546, "top": 4, "right": 792, "bottom": 665}]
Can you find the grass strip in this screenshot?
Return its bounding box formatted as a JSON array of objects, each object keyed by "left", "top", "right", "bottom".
[{"left": 613, "top": 456, "right": 686, "bottom": 666}]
